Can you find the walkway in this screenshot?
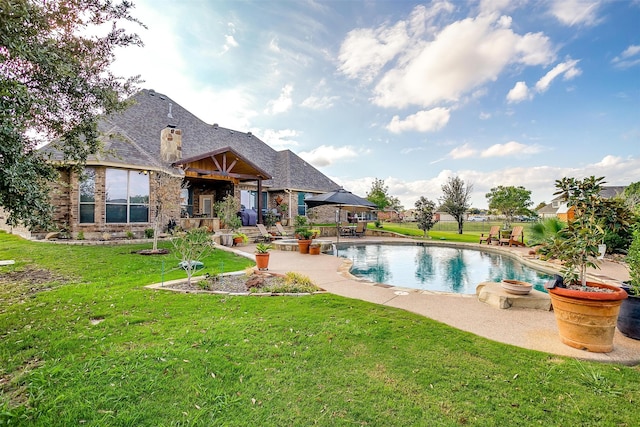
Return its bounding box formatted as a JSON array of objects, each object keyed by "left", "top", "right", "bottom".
[{"left": 227, "top": 236, "right": 640, "bottom": 365}]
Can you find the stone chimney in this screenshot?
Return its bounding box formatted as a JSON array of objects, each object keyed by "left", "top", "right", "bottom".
[{"left": 160, "top": 125, "right": 182, "bottom": 162}]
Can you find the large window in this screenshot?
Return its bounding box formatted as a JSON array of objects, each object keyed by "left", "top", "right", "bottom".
[
  {"left": 298, "top": 192, "right": 312, "bottom": 216},
  {"left": 79, "top": 168, "right": 96, "bottom": 223},
  {"left": 105, "top": 169, "right": 149, "bottom": 223}
]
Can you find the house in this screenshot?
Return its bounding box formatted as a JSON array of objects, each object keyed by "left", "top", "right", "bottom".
[
  {"left": 29, "top": 89, "right": 340, "bottom": 238},
  {"left": 536, "top": 186, "right": 627, "bottom": 221}
]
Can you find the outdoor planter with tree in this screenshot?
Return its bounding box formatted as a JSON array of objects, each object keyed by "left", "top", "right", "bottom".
[
  {"left": 545, "top": 176, "right": 627, "bottom": 353},
  {"left": 294, "top": 215, "right": 313, "bottom": 254}
]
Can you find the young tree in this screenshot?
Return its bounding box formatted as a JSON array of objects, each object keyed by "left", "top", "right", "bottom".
[
  {"left": 439, "top": 176, "right": 473, "bottom": 234},
  {"left": 485, "top": 185, "right": 533, "bottom": 228},
  {"left": 172, "top": 227, "right": 215, "bottom": 286},
  {"left": 366, "top": 178, "right": 391, "bottom": 211},
  {"left": 0, "top": 0, "right": 144, "bottom": 229},
  {"left": 414, "top": 196, "right": 438, "bottom": 238}
]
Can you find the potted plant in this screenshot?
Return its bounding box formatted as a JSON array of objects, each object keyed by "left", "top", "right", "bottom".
[
  {"left": 296, "top": 228, "right": 314, "bottom": 254},
  {"left": 255, "top": 243, "right": 273, "bottom": 271},
  {"left": 309, "top": 242, "right": 321, "bottom": 255},
  {"left": 617, "top": 228, "right": 640, "bottom": 339},
  {"left": 233, "top": 232, "right": 248, "bottom": 246},
  {"left": 545, "top": 176, "right": 627, "bottom": 353}
]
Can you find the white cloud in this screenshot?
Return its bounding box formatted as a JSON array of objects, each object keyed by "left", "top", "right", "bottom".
[
  {"left": 337, "top": 21, "right": 410, "bottom": 84},
  {"left": 386, "top": 108, "right": 450, "bottom": 133},
  {"left": 269, "top": 37, "right": 281, "bottom": 53},
  {"left": 481, "top": 141, "right": 543, "bottom": 157},
  {"left": 265, "top": 84, "right": 294, "bottom": 114},
  {"left": 506, "top": 81, "right": 531, "bottom": 103},
  {"left": 479, "top": 112, "right": 492, "bottom": 120},
  {"left": 254, "top": 128, "right": 300, "bottom": 150},
  {"left": 363, "top": 12, "right": 555, "bottom": 109},
  {"left": 549, "top": 0, "right": 602, "bottom": 27},
  {"left": 301, "top": 95, "right": 339, "bottom": 110},
  {"left": 299, "top": 145, "right": 359, "bottom": 167},
  {"left": 449, "top": 143, "right": 476, "bottom": 159},
  {"left": 612, "top": 44, "right": 640, "bottom": 69},
  {"left": 337, "top": 156, "right": 640, "bottom": 210},
  {"left": 534, "top": 59, "right": 581, "bottom": 93}
]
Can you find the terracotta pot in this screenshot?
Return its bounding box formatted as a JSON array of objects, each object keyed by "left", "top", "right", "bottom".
[
  {"left": 617, "top": 286, "right": 640, "bottom": 340},
  {"left": 297, "top": 239, "right": 312, "bottom": 254},
  {"left": 309, "top": 245, "right": 321, "bottom": 255},
  {"left": 255, "top": 253, "right": 270, "bottom": 271},
  {"left": 548, "top": 281, "right": 628, "bottom": 353},
  {"left": 233, "top": 237, "right": 244, "bottom": 246}
]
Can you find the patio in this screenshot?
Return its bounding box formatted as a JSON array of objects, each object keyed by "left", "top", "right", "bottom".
[{"left": 224, "top": 235, "right": 640, "bottom": 365}]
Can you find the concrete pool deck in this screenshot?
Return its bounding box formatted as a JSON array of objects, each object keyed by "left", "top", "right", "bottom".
[{"left": 225, "top": 236, "right": 640, "bottom": 365}]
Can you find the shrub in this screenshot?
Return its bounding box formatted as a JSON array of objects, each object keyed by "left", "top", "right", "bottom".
[
  {"left": 125, "top": 230, "right": 135, "bottom": 240},
  {"left": 77, "top": 231, "right": 85, "bottom": 240},
  {"left": 144, "top": 228, "right": 155, "bottom": 239}
]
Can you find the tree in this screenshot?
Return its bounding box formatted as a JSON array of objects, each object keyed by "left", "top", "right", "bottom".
[
  {"left": 0, "top": 0, "right": 144, "bottom": 229},
  {"left": 485, "top": 185, "right": 533, "bottom": 228},
  {"left": 366, "top": 178, "right": 391, "bottom": 211},
  {"left": 439, "top": 176, "right": 473, "bottom": 234},
  {"left": 367, "top": 178, "right": 392, "bottom": 224},
  {"left": 623, "top": 181, "right": 640, "bottom": 214},
  {"left": 414, "top": 196, "right": 438, "bottom": 238}
]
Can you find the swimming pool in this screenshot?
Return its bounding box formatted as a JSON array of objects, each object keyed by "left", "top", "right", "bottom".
[{"left": 337, "top": 243, "right": 553, "bottom": 294}]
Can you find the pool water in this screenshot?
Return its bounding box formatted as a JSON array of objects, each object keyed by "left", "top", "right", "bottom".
[{"left": 337, "top": 244, "right": 552, "bottom": 294}]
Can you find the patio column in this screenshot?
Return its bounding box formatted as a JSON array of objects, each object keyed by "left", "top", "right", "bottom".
[{"left": 257, "top": 179, "right": 263, "bottom": 224}]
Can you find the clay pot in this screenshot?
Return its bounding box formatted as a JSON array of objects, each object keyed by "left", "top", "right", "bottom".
[
  {"left": 297, "top": 239, "right": 312, "bottom": 254},
  {"left": 548, "top": 281, "right": 628, "bottom": 353},
  {"left": 309, "top": 245, "right": 321, "bottom": 255},
  {"left": 501, "top": 279, "right": 532, "bottom": 295},
  {"left": 255, "top": 253, "right": 270, "bottom": 271}
]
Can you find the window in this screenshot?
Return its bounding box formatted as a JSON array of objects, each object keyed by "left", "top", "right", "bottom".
[
  {"left": 180, "top": 188, "right": 193, "bottom": 217},
  {"left": 298, "top": 192, "right": 312, "bottom": 216},
  {"left": 79, "top": 168, "right": 96, "bottom": 223},
  {"left": 105, "top": 169, "right": 149, "bottom": 223}
]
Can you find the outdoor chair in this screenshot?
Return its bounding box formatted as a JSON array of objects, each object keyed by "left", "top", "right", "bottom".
[
  {"left": 275, "top": 222, "right": 289, "bottom": 237},
  {"left": 256, "top": 223, "right": 283, "bottom": 242},
  {"left": 479, "top": 226, "right": 500, "bottom": 245},
  {"left": 354, "top": 221, "right": 366, "bottom": 238},
  {"left": 499, "top": 226, "right": 525, "bottom": 247}
]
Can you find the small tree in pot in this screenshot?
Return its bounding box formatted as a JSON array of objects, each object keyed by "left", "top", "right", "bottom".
[{"left": 545, "top": 176, "right": 628, "bottom": 352}]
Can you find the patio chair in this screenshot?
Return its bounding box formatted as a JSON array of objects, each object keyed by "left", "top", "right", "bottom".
[
  {"left": 354, "top": 221, "right": 366, "bottom": 238},
  {"left": 256, "top": 223, "right": 283, "bottom": 242},
  {"left": 499, "top": 226, "right": 525, "bottom": 247},
  {"left": 275, "top": 222, "right": 289, "bottom": 237},
  {"left": 479, "top": 226, "right": 500, "bottom": 245}
]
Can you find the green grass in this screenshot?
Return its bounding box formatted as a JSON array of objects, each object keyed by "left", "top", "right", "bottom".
[
  {"left": 374, "top": 221, "right": 534, "bottom": 244},
  {"left": 1, "top": 232, "right": 639, "bottom": 426}
]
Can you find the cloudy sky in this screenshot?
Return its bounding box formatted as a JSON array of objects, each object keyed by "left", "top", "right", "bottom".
[{"left": 111, "top": 0, "right": 640, "bottom": 209}]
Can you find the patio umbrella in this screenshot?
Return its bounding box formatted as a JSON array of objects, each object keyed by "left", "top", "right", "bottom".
[{"left": 304, "top": 188, "right": 377, "bottom": 247}]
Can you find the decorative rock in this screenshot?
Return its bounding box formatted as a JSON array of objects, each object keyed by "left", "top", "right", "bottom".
[{"left": 476, "top": 282, "right": 551, "bottom": 310}]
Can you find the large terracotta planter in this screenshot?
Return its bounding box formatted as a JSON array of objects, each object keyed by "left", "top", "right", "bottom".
[
  {"left": 617, "top": 286, "right": 640, "bottom": 340},
  {"left": 297, "top": 239, "right": 311, "bottom": 254},
  {"left": 255, "top": 253, "right": 270, "bottom": 271},
  {"left": 549, "top": 281, "right": 628, "bottom": 353}
]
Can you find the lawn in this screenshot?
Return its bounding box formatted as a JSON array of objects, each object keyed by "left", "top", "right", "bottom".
[
  {"left": 372, "top": 221, "right": 534, "bottom": 244},
  {"left": 1, "top": 232, "right": 638, "bottom": 426}
]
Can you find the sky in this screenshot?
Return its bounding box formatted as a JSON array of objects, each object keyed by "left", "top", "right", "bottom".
[{"left": 110, "top": 0, "right": 640, "bottom": 210}]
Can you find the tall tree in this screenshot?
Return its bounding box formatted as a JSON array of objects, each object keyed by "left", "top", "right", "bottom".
[
  {"left": 414, "top": 196, "right": 438, "bottom": 238},
  {"left": 486, "top": 185, "right": 533, "bottom": 228},
  {"left": 439, "top": 176, "right": 473, "bottom": 234},
  {"left": 623, "top": 182, "right": 640, "bottom": 215},
  {"left": 366, "top": 178, "right": 391, "bottom": 211},
  {"left": 0, "top": 0, "right": 144, "bottom": 229}
]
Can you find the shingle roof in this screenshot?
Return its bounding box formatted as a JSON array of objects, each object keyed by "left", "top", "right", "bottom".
[{"left": 41, "top": 89, "right": 340, "bottom": 192}]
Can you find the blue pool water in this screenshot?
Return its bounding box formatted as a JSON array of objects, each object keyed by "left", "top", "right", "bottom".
[{"left": 337, "top": 244, "right": 553, "bottom": 294}]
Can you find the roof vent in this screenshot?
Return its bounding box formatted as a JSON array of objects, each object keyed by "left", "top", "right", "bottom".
[
  {"left": 247, "top": 131, "right": 252, "bottom": 136},
  {"left": 229, "top": 131, "right": 234, "bottom": 135},
  {"left": 159, "top": 95, "right": 166, "bottom": 100},
  {"left": 213, "top": 123, "right": 218, "bottom": 129},
  {"left": 167, "top": 103, "right": 174, "bottom": 119},
  {"left": 149, "top": 90, "right": 155, "bottom": 96}
]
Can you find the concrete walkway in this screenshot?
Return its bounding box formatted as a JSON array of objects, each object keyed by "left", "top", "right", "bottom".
[{"left": 225, "top": 236, "right": 640, "bottom": 365}]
